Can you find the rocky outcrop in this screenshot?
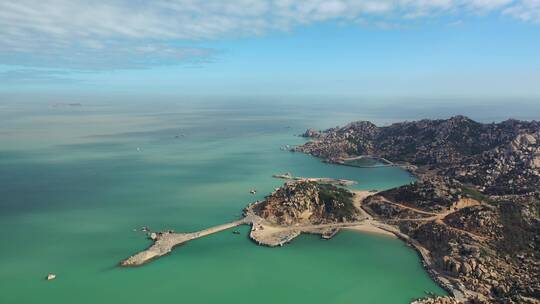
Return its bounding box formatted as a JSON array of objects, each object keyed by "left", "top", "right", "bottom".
[
  {"left": 251, "top": 181, "right": 360, "bottom": 225},
  {"left": 297, "top": 121, "right": 378, "bottom": 161},
  {"left": 443, "top": 205, "right": 501, "bottom": 239},
  {"left": 375, "top": 176, "right": 462, "bottom": 212},
  {"left": 412, "top": 296, "right": 461, "bottom": 304},
  {"left": 301, "top": 128, "right": 320, "bottom": 138},
  {"left": 446, "top": 131, "right": 540, "bottom": 195}
]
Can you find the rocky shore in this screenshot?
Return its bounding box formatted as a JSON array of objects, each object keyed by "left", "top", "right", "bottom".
[{"left": 297, "top": 116, "right": 540, "bottom": 304}]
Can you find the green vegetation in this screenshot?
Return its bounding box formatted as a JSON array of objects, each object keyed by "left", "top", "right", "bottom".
[
  {"left": 496, "top": 201, "right": 538, "bottom": 255},
  {"left": 460, "top": 186, "right": 495, "bottom": 204},
  {"left": 317, "top": 184, "right": 356, "bottom": 219},
  {"left": 343, "top": 158, "right": 378, "bottom": 167},
  {"left": 479, "top": 246, "right": 490, "bottom": 258}
]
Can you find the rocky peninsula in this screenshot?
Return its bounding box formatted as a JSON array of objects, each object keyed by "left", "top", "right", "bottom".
[
  {"left": 296, "top": 116, "right": 540, "bottom": 304},
  {"left": 121, "top": 179, "right": 389, "bottom": 266}
]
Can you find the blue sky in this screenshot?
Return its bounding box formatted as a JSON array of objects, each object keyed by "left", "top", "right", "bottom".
[{"left": 1, "top": 0, "right": 540, "bottom": 98}]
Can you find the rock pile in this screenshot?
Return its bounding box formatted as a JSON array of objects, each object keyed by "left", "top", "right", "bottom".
[{"left": 412, "top": 296, "right": 461, "bottom": 304}]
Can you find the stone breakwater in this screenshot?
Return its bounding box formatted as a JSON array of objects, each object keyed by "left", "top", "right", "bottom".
[
  {"left": 271, "top": 174, "right": 357, "bottom": 186},
  {"left": 121, "top": 218, "right": 248, "bottom": 266}
]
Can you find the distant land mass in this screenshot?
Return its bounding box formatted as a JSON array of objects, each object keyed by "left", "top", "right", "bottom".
[{"left": 297, "top": 116, "right": 540, "bottom": 304}]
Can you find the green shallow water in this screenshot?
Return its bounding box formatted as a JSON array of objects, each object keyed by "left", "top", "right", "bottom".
[{"left": 0, "top": 101, "right": 445, "bottom": 304}]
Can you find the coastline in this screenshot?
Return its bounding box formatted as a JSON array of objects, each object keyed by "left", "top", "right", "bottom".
[
  {"left": 350, "top": 188, "right": 466, "bottom": 300},
  {"left": 351, "top": 183, "right": 469, "bottom": 301},
  {"left": 373, "top": 222, "right": 468, "bottom": 302}
]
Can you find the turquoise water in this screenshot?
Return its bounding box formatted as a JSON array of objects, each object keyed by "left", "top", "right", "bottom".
[{"left": 0, "top": 101, "right": 445, "bottom": 304}]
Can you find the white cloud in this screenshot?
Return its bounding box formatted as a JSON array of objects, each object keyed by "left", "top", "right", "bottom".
[
  {"left": 0, "top": 0, "right": 535, "bottom": 70},
  {"left": 504, "top": 0, "right": 540, "bottom": 23},
  {"left": 470, "top": 0, "right": 514, "bottom": 9}
]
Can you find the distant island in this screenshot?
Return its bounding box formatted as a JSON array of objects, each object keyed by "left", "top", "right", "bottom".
[{"left": 121, "top": 116, "right": 539, "bottom": 304}]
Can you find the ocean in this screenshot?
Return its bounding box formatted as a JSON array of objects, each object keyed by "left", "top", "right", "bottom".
[{"left": 2, "top": 97, "right": 536, "bottom": 303}]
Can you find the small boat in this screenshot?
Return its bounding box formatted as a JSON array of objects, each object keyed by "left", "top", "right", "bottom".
[
  {"left": 46, "top": 274, "right": 56, "bottom": 281},
  {"left": 249, "top": 189, "right": 257, "bottom": 195},
  {"left": 232, "top": 230, "right": 240, "bottom": 235},
  {"left": 141, "top": 226, "right": 150, "bottom": 232}
]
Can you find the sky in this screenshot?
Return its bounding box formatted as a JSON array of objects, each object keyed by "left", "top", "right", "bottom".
[{"left": 1, "top": 0, "right": 540, "bottom": 98}]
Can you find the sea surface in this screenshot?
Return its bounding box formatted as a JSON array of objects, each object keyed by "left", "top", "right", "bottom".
[{"left": 1, "top": 98, "right": 537, "bottom": 304}]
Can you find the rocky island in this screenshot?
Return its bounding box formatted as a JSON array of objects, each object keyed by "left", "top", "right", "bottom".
[{"left": 297, "top": 116, "right": 540, "bottom": 304}]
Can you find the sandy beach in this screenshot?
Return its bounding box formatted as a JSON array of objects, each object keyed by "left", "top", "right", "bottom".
[{"left": 344, "top": 223, "right": 397, "bottom": 238}]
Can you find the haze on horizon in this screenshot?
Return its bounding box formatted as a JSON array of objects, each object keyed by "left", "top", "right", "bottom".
[{"left": 1, "top": 0, "right": 540, "bottom": 99}]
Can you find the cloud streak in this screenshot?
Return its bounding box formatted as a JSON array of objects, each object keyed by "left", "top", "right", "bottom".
[
  {"left": 504, "top": 0, "right": 540, "bottom": 23},
  {"left": 0, "top": 69, "right": 80, "bottom": 84},
  {"left": 0, "top": 0, "right": 537, "bottom": 70}
]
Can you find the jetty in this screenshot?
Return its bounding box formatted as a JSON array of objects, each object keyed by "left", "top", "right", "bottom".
[
  {"left": 121, "top": 218, "right": 248, "bottom": 266},
  {"left": 339, "top": 155, "right": 396, "bottom": 168},
  {"left": 272, "top": 173, "right": 357, "bottom": 186}
]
